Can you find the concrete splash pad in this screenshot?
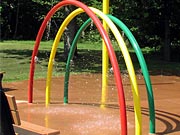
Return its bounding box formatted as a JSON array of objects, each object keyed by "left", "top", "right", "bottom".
[{"left": 4, "top": 73, "right": 180, "bottom": 134}]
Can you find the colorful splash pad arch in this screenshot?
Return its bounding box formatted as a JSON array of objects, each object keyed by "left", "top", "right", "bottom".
[
  {"left": 28, "top": 0, "right": 155, "bottom": 135},
  {"left": 61, "top": 9, "right": 155, "bottom": 134},
  {"left": 28, "top": 0, "right": 127, "bottom": 135},
  {"left": 46, "top": 7, "right": 142, "bottom": 135}
]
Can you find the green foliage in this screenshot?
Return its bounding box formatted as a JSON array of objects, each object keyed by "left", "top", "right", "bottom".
[{"left": 1, "top": 0, "right": 180, "bottom": 61}]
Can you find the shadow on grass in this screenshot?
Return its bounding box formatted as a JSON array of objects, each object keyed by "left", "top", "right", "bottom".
[{"left": 1, "top": 48, "right": 180, "bottom": 76}]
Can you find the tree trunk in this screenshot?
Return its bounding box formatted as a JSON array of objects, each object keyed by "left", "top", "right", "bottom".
[
  {"left": 46, "top": 19, "right": 51, "bottom": 41},
  {"left": 164, "top": 0, "right": 171, "bottom": 61},
  {"left": 13, "top": 0, "right": 20, "bottom": 39},
  {"left": 64, "top": 6, "right": 78, "bottom": 61}
]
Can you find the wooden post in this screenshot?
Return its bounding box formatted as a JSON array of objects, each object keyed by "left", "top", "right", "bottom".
[{"left": 0, "top": 71, "right": 5, "bottom": 90}]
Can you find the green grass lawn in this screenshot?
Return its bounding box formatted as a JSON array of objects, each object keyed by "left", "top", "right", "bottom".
[
  {"left": 0, "top": 40, "right": 106, "bottom": 82},
  {"left": 0, "top": 40, "right": 180, "bottom": 82}
]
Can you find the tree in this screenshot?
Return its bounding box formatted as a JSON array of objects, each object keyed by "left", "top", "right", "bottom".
[
  {"left": 111, "top": 0, "right": 180, "bottom": 61},
  {"left": 13, "top": 0, "right": 20, "bottom": 39},
  {"left": 1, "top": 0, "right": 179, "bottom": 61},
  {"left": 164, "top": 0, "right": 171, "bottom": 61},
  {"left": 63, "top": 5, "right": 78, "bottom": 60}
]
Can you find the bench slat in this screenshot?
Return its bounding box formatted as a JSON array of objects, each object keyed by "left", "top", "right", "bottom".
[
  {"left": 6, "top": 94, "right": 18, "bottom": 110},
  {"left": 14, "top": 120, "right": 60, "bottom": 135},
  {"left": 6, "top": 94, "right": 21, "bottom": 125},
  {"left": 11, "top": 111, "right": 21, "bottom": 125}
]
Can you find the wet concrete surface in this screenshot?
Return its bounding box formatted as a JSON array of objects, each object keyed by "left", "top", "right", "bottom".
[{"left": 3, "top": 73, "right": 180, "bottom": 135}]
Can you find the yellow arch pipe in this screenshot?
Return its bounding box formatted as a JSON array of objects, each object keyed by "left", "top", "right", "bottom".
[{"left": 46, "top": 7, "right": 142, "bottom": 134}]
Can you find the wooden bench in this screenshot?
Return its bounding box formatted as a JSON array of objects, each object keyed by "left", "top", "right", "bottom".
[{"left": 6, "top": 94, "right": 60, "bottom": 135}]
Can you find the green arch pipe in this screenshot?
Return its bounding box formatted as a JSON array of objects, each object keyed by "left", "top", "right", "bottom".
[
  {"left": 64, "top": 15, "right": 155, "bottom": 134},
  {"left": 64, "top": 19, "right": 91, "bottom": 103}
]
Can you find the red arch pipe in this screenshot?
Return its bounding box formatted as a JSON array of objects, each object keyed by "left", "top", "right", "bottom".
[{"left": 28, "top": 0, "right": 127, "bottom": 134}]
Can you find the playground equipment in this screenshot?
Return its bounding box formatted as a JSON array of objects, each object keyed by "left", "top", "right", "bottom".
[{"left": 28, "top": 0, "right": 155, "bottom": 135}]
